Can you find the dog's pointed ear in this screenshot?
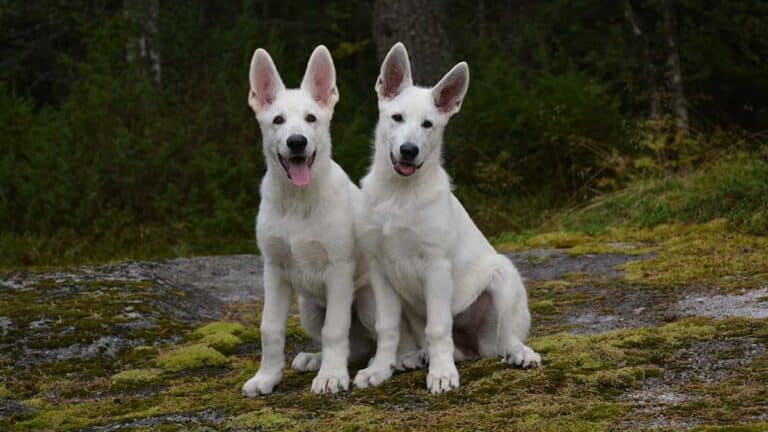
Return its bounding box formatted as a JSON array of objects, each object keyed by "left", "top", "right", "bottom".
[
  {"left": 248, "top": 48, "right": 285, "bottom": 113},
  {"left": 432, "top": 62, "right": 469, "bottom": 116},
  {"left": 376, "top": 42, "right": 412, "bottom": 100},
  {"left": 301, "top": 45, "right": 339, "bottom": 109}
]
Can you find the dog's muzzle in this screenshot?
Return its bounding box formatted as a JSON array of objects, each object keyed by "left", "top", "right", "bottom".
[
  {"left": 279, "top": 150, "right": 316, "bottom": 187},
  {"left": 390, "top": 152, "right": 423, "bottom": 177}
]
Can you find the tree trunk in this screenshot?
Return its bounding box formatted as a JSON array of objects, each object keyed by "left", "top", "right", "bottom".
[
  {"left": 662, "top": 0, "right": 688, "bottom": 136},
  {"left": 124, "top": 0, "right": 162, "bottom": 87},
  {"left": 372, "top": 0, "right": 452, "bottom": 84},
  {"left": 623, "top": 0, "right": 661, "bottom": 122}
]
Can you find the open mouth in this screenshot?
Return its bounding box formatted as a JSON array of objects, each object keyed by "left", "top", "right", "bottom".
[
  {"left": 390, "top": 152, "right": 422, "bottom": 177},
  {"left": 278, "top": 150, "right": 316, "bottom": 187}
]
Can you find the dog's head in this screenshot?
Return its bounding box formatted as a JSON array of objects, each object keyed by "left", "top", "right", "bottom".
[
  {"left": 248, "top": 45, "right": 339, "bottom": 187},
  {"left": 374, "top": 42, "right": 469, "bottom": 177}
]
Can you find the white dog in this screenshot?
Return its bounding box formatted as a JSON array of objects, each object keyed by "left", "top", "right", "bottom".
[
  {"left": 353, "top": 43, "right": 541, "bottom": 395},
  {"left": 241, "top": 45, "right": 375, "bottom": 396}
]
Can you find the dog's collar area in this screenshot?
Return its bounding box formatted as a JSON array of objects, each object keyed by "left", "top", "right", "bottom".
[{"left": 390, "top": 152, "right": 423, "bottom": 177}]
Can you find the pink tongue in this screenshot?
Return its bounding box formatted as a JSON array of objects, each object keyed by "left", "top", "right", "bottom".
[
  {"left": 397, "top": 163, "right": 416, "bottom": 176},
  {"left": 288, "top": 162, "right": 311, "bottom": 187}
]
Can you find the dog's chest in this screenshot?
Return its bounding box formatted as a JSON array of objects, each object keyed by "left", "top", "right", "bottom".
[
  {"left": 373, "top": 218, "right": 431, "bottom": 309},
  {"left": 261, "top": 233, "right": 330, "bottom": 296}
]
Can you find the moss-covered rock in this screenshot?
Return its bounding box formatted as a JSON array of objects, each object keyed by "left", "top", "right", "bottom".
[{"left": 156, "top": 344, "right": 229, "bottom": 372}]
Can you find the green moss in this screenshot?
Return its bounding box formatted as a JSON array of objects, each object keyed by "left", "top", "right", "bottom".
[
  {"left": 6, "top": 315, "right": 766, "bottom": 431},
  {"left": 567, "top": 242, "right": 655, "bottom": 256},
  {"left": 0, "top": 384, "right": 11, "bottom": 398},
  {"left": 618, "top": 220, "right": 768, "bottom": 289},
  {"left": 582, "top": 367, "right": 654, "bottom": 390},
  {"left": 284, "top": 315, "right": 310, "bottom": 342},
  {"left": 193, "top": 321, "right": 245, "bottom": 338},
  {"left": 201, "top": 332, "right": 243, "bottom": 354},
  {"left": 693, "top": 425, "right": 768, "bottom": 432},
  {"left": 530, "top": 300, "right": 557, "bottom": 314},
  {"left": 128, "top": 345, "right": 159, "bottom": 361},
  {"left": 536, "top": 280, "right": 575, "bottom": 290},
  {"left": 21, "top": 398, "right": 46, "bottom": 410},
  {"left": 501, "top": 218, "right": 768, "bottom": 291},
  {"left": 226, "top": 408, "right": 296, "bottom": 430},
  {"left": 526, "top": 231, "right": 592, "bottom": 248},
  {"left": 156, "top": 344, "right": 229, "bottom": 372},
  {"left": 110, "top": 368, "right": 162, "bottom": 389}
]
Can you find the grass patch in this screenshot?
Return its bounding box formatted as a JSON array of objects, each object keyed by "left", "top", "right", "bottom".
[{"left": 555, "top": 152, "right": 768, "bottom": 235}]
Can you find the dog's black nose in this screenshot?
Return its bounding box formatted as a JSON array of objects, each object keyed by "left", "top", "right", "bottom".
[
  {"left": 399, "top": 142, "right": 419, "bottom": 160},
  {"left": 287, "top": 135, "right": 308, "bottom": 154}
]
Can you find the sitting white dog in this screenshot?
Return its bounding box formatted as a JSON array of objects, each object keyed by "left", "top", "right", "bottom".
[
  {"left": 241, "top": 45, "right": 374, "bottom": 396},
  {"left": 353, "top": 43, "right": 541, "bottom": 395}
]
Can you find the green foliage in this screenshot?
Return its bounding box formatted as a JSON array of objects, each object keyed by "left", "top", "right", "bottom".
[
  {"left": 558, "top": 151, "right": 768, "bottom": 233},
  {"left": 1, "top": 1, "right": 767, "bottom": 264}
]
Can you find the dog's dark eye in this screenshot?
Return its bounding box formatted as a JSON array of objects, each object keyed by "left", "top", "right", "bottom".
[
  {"left": 391, "top": 113, "right": 404, "bottom": 122},
  {"left": 422, "top": 120, "right": 433, "bottom": 129},
  {"left": 273, "top": 115, "right": 285, "bottom": 125},
  {"left": 305, "top": 114, "right": 316, "bottom": 123}
]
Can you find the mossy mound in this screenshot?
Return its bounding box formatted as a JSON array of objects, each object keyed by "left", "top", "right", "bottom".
[
  {"left": 201, "top": 332, "right": 243, "bottom": 354},
  {"left": 193, "top": 321, "right": 245, "bottom": 338},
  {"left": 109, "top": 369, "right": 163, "bottom": 389},
  {"left": 156, "top": 344, "right": 229, "bottom": 372}
]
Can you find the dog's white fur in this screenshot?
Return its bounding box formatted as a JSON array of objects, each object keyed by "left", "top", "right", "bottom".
[
  {"left": 241, "top": 45, "right": 374, "bottom": 396},
  {"left": 353, "top": 43, "right": 541, "bottom": 394}
]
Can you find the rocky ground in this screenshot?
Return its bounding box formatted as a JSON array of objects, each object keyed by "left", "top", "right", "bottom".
[{"left": 1, "top": 220, "right": 767, "bottom": 431}]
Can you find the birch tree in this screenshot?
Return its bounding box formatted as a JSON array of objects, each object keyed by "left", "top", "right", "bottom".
[{"left": 124, "top": 0, "right": 161, "bottom": 87}]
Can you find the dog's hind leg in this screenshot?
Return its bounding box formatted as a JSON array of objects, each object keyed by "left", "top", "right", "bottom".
[
  {"left": 395, "top": 322, "right": 428, "bottom": 370},
  {"left": 349, "top": 287, "right": 377, "bottom": 364},
  {"left": 295, "top": 292, "right": 375, "bottom": 372},
  {"left": 483, "top": 256, "right": 541, "bottom": 368},
  {"left": 292, "top": 295, "right": 323, "bottom": 372}
]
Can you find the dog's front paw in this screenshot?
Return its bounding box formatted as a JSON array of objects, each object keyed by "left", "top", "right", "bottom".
[
  {"left": 353, "top": 366, "right": 393, "bottom": 389},
  {"left": 292, "top": 352, "right": 322, "bottom": 372},
  {"left": 396, "top": 349, "right": 428, "bottom": 371},
  {"left": 426, "top": 362, "right": 459, "bottom": 394},
  {"left": 500, "top": 343, "right": 541, "bottom": 368},
  {"left": 241, "top": 370, "right": 282, "bottom": 397},
  {"left": 311, "top": 369, "right": 350, "bottom": 394}
]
